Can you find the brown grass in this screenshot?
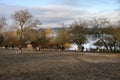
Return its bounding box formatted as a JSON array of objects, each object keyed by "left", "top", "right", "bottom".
[{"left": 0, "top": 49, "right": 120, "bottom": 80}]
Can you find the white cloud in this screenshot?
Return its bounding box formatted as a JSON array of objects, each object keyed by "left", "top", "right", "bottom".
[
  {"left": 0, "top": 3, "right": 119, "bottom": 28},
  {"left": 0, "top": 4, "right": 88, "bottom": 27}
]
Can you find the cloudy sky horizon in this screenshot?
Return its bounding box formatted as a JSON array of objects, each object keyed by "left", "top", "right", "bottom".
[{"left": 0, "top": 0, "right": 120, "bottom": 28}]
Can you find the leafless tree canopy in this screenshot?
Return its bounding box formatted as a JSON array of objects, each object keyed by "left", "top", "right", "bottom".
[
  {"left": 12, "top": 9, "right": 41, "bottom": 45},
  {"left": 0, "top": 17, "right": 7, "bottom": 30}
]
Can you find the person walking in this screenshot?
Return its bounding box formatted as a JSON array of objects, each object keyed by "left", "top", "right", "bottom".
[{"left": 19, "top": 46, "right": 22, "bottom": 53}]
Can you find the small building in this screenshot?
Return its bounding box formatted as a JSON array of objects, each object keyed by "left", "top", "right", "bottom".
[{"left": 25, "top": 41, "right": 33, "bottom": 51}]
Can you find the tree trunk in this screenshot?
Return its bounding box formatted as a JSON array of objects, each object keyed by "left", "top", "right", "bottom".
[
  {"left": 101, "top": 39, "right": 109, "bottom": 53},
  {"left": 78, "top": 45, "right": 81, "bottom": 51},
  {"left": 20, "top": 27, "right": 23, "bottom": 46}
]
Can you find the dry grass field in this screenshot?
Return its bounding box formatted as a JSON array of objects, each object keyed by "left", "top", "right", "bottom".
[{"left": 0, "top": 49, "right": 120, "bottom": 80}]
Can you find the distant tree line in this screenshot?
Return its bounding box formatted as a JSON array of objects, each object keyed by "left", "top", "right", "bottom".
[{"left": 0, "top": 9, "right": 120, "bottom": 53}]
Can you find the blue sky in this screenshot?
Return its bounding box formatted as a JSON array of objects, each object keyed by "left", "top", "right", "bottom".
[{"left": 0, "top": 0, "right": 119, "bottom": 27}]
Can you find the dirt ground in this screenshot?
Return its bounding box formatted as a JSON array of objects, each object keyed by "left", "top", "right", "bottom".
[{"left": 0, "top": 49, "right": 120, "bottom": 80}]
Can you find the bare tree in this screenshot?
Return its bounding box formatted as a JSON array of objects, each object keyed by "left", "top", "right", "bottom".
[
  {"left": 12, "top": 9, "right": 41, "bottom": 46},
  {"left": 0, "top": 17, "right": 7, "bottom": 33},
  {"left": 89, "top": 17, "right": 110, "bottom": 52},
  {"left": 70, "top": 19, "right": 88, "bottom": 51},
  {"left": 54, "top": 27, "right": 71, "bottom": 50},
  {"left": 0, "top": 17, "right": 7, "bottom": 46}
]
